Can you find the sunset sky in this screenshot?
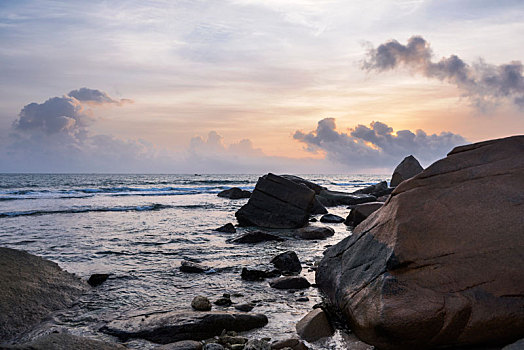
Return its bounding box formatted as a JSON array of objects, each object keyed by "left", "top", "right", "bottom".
[{"left": 0, "top": 0, "right": 522, "bottom": 173}]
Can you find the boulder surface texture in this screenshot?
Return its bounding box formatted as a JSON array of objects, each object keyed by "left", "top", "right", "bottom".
[
  {"left": 235, "top": 173, "right": 315, "bottom": 228},
  {"left": 0, "top": 247, "right": 86, "bottom": 343},
  {"left": 316, "top": 136, "right": 524, "bottom": 349},
  {"left": 101, "top": 311, "right": 268, "bottom": 344}
]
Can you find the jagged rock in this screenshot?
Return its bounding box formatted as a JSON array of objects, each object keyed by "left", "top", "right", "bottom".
[
  {"left": 180, "top": 260, "right": 209, "bottom": 273},
  {"left": 279, "top": 175, "right": 326, "bottom": 194},
  {"left": 344, "top": 202, "right": 383, "bottom": 227},
  {"left": 88, "top": 273, "right": 110, "bottom": 287},
  {"left": 191, "top": 296, "right": 212, "bottom": 311},
  {"left": 316, "top": 136, "right": 524, "bottom": 349},
  {"left": 3, "top": 333, "right": 127, "bottom": 350},
  {"left": 218, "top": 188, "right": 251, "bottom": 199},
  {"left": 100, "top": 311, "right": 268, "bottom": 344},
  {"left": 352, "top": 181, "right": 392, "bottom": 198},
  {"left": 230, "top": 231, "right": 285, "bottom": 244},
  {"left": 215, "top": 223, "right": 236, "bottom": 233},
  {"left": 235, "top": 173, "right": 315, "bottom": 229},
  {"left": 316, "top": 190, "right": 376, "bottom": 207},
  {"left": 158, "top": 340, "right": 203, "bottom": 350},
  {"left": 295, "top": 309, "right": 334, "bottom": 342},
  {"left": 270, "top": 251, "right": 302, "bottom": 274},
  {"left": 319, "top": 214, "right": 344, "bottom": 223},
  {"left": 0, "top": 248, "right": 86, "bottom": 342},
  {"left": 269, "top": 276, "right": 310, "bottom": 290},
  {"left": 294, "top": 226, "right": 334, "bottom": 240},
  {"left": 390, "top": 155, "right": 423, "bottom": 187},
  {"left": 310, "top": 196, "right": 328, "bottom": 215}
]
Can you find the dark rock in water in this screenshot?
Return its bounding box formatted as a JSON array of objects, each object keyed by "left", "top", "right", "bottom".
[
  {"left": 234, "top": 303, "right": 255, "bottom": 312},
  {"left": 352, "top": 181, "right": 394, "bottom": 198},
  {"left": 294, "top": 226, "right": 334, "bottom": 240},
  {"left": 309, "top": 217, "right": 317, "bottom": 222},
  {"left": 270, "top": 251, "right": 302, "bottom": 274},
  {"left": 180, "top": 260, "right": 209, "bottom": 273},
  {"left": 296, "top": 297, "right": 309, "bottom": 302},
  {"left": 230, "top": 231, "right": 284, "bottom": 244},
  {"left": 270, "top": 276, "right": 310, "bottom": 290},
  {"left": 244, "top": 339, "right": 271, "bottom": 350},
  {"left": 279, "top": 175, "right": 326, "bottom": 194},
  {"left": 191, "top": 296, "right": 212, "bottom": 311},
  {"left": 241, "top": 268, "right": 269, "bottom": 281},
  {"left": 390, "top": 155, "right": 423, "bottom": 187},
  {"left": 235, "top": 173, "right": 315, "bottom": 229},
  {"left": 214, "top": 294, "right": 233, "bottom": 307},
  {"left": 316, "top": 136, "right": 524, "bottom": 349},
  {"left": 215, "top": 223, "right": 236, "bottom": 233},
  {"left": 296, "top": 309, "right": 334, "bottom": 342},
  {"left": 217, "top": 187, "right": 251, "bottom": 199},
  {"left": 310, "top": 196, "right": 328, "bottom": 215},
  {"left": 3, "top": 332, "right": 127, "bottom": 350},
  {"left": 203, "top": 344, "right": 224, "bottom": 350},
  {"left": 100, "top": 311, "right": 268, "bottom": 344},
  {"left": 319, "top": 214, "right": 344, "bottom": 223},
  {"left": 272, "top": 337, "right": 309, "bottom": 350},
  {"left": 316, "top": 190, "right": 376, "bottom": 207},
  {"left": 344, "top": 202, "right": 383, "bottom": 227},
  {"left": 0, "top": 247, "right": 86, "bottom": 342},
  {"left": 158, "top": 340, "right": 203, "bottom": 350},
  {"left": 88, "top": 273, "right": 110, "bottom": 287}
]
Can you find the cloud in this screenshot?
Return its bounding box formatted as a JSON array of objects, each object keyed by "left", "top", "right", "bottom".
[
  {"left": 363, "top": 36, "right": 524, "bottom": 110},
  {"left": 294, "top": 118, "right": 467, "bottom": 168},
  {"left": 68, "top": 88, "right": 133, "bottom": 105},
  {"left": 189, "top": 131, "right": 265, "bottom": 157}
]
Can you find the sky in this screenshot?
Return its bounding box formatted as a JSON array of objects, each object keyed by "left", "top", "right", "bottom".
[{"left": 0, "top": 0, "right": 522, "bottom": 173}]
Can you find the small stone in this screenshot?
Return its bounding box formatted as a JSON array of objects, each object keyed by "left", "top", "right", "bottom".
[
  {"left": 270, "top": 251, "right": 302, "bottom": 274},
  {"left": 234, "top": 303, "right": 255, "bottom": 312},
  {"left": 272, "top": 337, "right": 309, "bottom": 350},
  {"left": 203, "top": 344, "right": 225, "bottom": 350},
  {"left": 294, "top": 226, "right": 334, "bottom": 240},
  {"left": 269, "top": 276, "right": 310, "bottom": 290},
  {"left": 244, "top": 339, "right": 271, "bottom": 350},
  {"left": 296, "top": 309, "right": 334, "bottom": 342},
  {"left": 214, "top": 294, "right": 233, "bottom": 306},
  {"left": 319, "top": 214, "right": 345, "bottom": 223},
  {"left": 230, "top": 231, "right": 285, "bottom": 244},
  {"left": 88, "top": 273, "right": 110, "bottom": 287},
  {"left": 180, "top": 260, "right": 208, "bottom": 273},
  {"left": 191, "top": 296, "right": 212, "bottom": 311},
  {"left": 296, "top": 297, "right": 309, "bottom": 302},
  {"left": 158, "top": 340, "right": 203, "bottom": 350},
  {"left": 215, "top": 223, "right": 236, "bottom": 233}
]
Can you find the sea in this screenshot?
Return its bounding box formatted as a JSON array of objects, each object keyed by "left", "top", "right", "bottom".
[{"left": 0, "top": 173, "right": 387, "bottom": 349}]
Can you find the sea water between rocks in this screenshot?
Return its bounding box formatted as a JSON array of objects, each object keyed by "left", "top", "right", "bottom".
[{"left": 0, "top": 173, "right": 385, "bottom": 349}]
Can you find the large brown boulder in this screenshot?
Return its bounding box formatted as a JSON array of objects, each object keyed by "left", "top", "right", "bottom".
[
  {"left": 389, "top": 155, "right": 423, "bottom": 187},
  {"left": 0, "top": 248, "right": 86, "bottom": 343},
  {"left": 316, "top": 136, "right": 524, "bottom": 349},
  {"left": 235, "top": 173, "right": 315, "bottom": 228}
]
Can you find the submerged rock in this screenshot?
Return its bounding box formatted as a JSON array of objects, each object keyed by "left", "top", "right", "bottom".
[
  {"left": 269, "top": 276, "right": 310, "bottom": 290},
  {"left": 235, "top": 173, "right": 315, "bottom": 229},
  {"left": 88, "top": 273, "right": 110, "bottom": 287},
  {"left": 294, "top": 226, "right": 334, "bottom": 240},
  {"left": 217, "top": 188, "right": 251, "bottom": 199},
  {"left": 296, "top": 309, "right": 334, "bottom": 342},
  {"left": 344, "top": 202, "right": 383, "bottom": 227},
  {"left": 234, "top": 303, "right": 255, "bottom": 312},
  {"left": 316, "top": 136, "right": 524, "bottom": 349},
  {"left": 230, "top": 231, "right": 285, "bottom": 244},
  {"left": 180, "top": 260, "right": 209, "bottom": 273},
  {"left": 0, "top": 247, "right": 86, "bottom": 342},
  {"left": 100, "top": 311, "right": 268, "bottom": 344},
  {"left": 270, "top": 251, "right": 302, "bottom": 274},
  {"left": 215, "top": 223, "right": 236, "bottom": 233},
  {"left": 319, "top": 214, "right": 344, "bottom": 223},
  {"left": 389, "top": 155, "right": 423, "bottom": 187}
]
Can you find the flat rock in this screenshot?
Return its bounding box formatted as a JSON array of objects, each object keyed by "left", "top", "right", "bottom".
[
  {"left": 0, "top": 248, "right": 86, "bottom": 342},
  {"left": 344, "top": 202, "right": 383, "bottom": 227},
  {"left": 270, "top": 251, "right": 302, "bottom": 274},
  {"left": 390, "top": 155, "right": 423, "bottom": 187},
  {"left": 100, "top": 311, "right": 268, "bottom": 344},
  {"left": 296, "top": 309, "right": 334, "bottom": 342},
  {"left": 319, "top": 214, "right": 344, "bottom": 223},
  {"left": 217, "top": 188, "right": 251, "bottom": 199},
  {"left": 230, "top": 231, "right": 285, "bottom": 244},
  {"left": 269, "top": 276, "right": 310, "bottom": 290},
  {"left": 215, "top": 223, "right": 236, "bottom": 233},
  {"left": 3, "top": 333, "right": 127, "bottom": 350},
  {"left": 235, "top": 173, "right": 315, "bottom": 229},
  {"left": 316, "top": 136, "right": 524, "bottom": 349},
  {"left": 294, "top": 226, "right": 334, "bottom": 240},
  {"left": 316, "top": 190, "right": 376, "bottom": 207}
]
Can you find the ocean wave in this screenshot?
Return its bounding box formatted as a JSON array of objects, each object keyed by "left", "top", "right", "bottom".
[{"left": 0, "top": 203, "right": 172, "bottom": 218}]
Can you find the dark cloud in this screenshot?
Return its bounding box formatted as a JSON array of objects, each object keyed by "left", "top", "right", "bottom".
[
  {"left": 363, "top": 36, "right": 524, "bottom": 110},
  {"left": 68, "top": 88, "right": 133, "bottom": 105},
  {"left": 294, "top": 118, "right": 467, "bottom": 167}
]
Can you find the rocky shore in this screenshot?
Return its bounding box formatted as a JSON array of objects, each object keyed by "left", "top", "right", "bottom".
[{"left": 1, "top": 136, "right": 523, "bottom": 349}]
